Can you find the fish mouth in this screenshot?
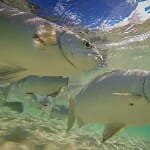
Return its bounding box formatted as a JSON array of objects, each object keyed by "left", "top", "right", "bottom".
[
  {"left": 57, "top": 31, "right": 79, "bottom": 70},
  {"left": 33, "top": 33, "right": 47, "bottom": 46}
]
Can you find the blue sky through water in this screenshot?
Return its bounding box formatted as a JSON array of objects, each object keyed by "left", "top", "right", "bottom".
[{"left": 27, "top": 0, "right": 138, "bottom": 28}]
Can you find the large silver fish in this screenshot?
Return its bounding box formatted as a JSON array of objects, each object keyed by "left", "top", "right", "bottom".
[
  {"left": 67, "top": 70, "right": 150, "bottom": 142},
  {"left": 0, "top": 1, "right": 102, "bottom": 83}
]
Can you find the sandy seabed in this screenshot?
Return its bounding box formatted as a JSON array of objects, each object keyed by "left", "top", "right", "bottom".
[
  {"left": 0, "top": 90, "right": 149, "bottom": 150},
  {"left": 0, "top": 109, "right": 149, "bottom": 150}
]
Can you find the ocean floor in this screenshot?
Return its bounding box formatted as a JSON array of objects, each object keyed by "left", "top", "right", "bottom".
[{"left": 0, "top": 105, "right": 150, "bottom": 150}]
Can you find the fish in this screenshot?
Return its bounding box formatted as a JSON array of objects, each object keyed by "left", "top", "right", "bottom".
[
  {"left": 67, "top": 69, "right": 150, "bottom": 142},
  {"left": 3, "top": 75, "right": 69, "bottom": 104},
  {"left": 0, "top": 1, "right": 102, "bottom": 83}
]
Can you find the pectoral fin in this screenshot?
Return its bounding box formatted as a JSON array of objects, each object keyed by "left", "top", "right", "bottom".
[
  {"left": 112, "top": 92, "right": 132, "bottom": 96},
  {"left": 112, "top": 92, "right": 142, "bottom": 98},
  {"left": 66, "top": 99, "right": 76, "bottom": 132},
  {"left": 102, "top": 123, "right": 125, "bottom": 142}
]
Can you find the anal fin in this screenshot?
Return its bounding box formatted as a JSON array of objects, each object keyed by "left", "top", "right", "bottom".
[{"left": 102, "top": 123, "right": 125, "bottom": 142}]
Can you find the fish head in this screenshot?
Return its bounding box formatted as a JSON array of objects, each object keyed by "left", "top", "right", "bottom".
[
  {"left": 39, "top": 96, "right": 52, "bottom": 107},
  {"left": 25, "top": 92, "right": 51, "bottom": 106},
  {"left": 56, "top": 31, "right": 103, "bottom": 71},
  {"left": 33, "top": 24, "right": 102, "bottom": 73}
]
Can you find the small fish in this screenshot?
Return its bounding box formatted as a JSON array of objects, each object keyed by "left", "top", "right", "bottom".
[
  {"left": 2, "top": 75, "right": 69, "bottom": 114},
  {"left": 67, "top": 69, "right": 150, "bottom": 142},
  {"left": 0, "top": 2, "right": 102, "bottom": 83}
]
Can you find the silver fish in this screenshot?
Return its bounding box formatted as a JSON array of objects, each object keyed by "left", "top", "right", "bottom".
[
  {"left": 4, "top": 75, "right": 69, "bottom": 99},
  {"left": 67, "top": 69, "right": 150, "bottom": 142},
  {"left": 3, "top": 75, "right": 69, "bottom": 113},
  {"left": 0, "top": 2, "right": 102, "bottom": 83}
]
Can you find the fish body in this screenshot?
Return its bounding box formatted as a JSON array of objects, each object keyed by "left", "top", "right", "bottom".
[
  {"left": 67, "top": 70, "right": 150, "bottom": 141},
  {"left": 4, "top": 75, "right": 69, "bottom": 99},
  {"left": 0, "top": 1, "right": 101, "bottom": 83},
  {"left": 2, "top": 75, "right": 69, "bottom": 113}
]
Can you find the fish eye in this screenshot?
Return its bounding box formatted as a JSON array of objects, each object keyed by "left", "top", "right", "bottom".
[
  {"left": 33, "top": 33, "right": 39, "bottom": 40},
  {"left": 33, "top": 34, "right": 46, "bottom": 46},
  {"left": 83, "top": 40, "right": 93, "bottom": 49}
]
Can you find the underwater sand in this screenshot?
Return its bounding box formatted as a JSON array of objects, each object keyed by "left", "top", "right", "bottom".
[
  {"left": 0, "top": 99, "right": 150, "bottom": 150},
  {"left": 0, "top": 115, "right": 150, "bottom": 150}
]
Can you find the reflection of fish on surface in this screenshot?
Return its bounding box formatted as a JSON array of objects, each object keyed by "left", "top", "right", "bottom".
[
  {"left": 0, "top": 1, "right": 102, "bottom": 84},
  {"left": 2, "top": 75, "right": 69, "bottom": 114},
  {"left": 67, "top": 70, "right": 150, "bottom": 142}
]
